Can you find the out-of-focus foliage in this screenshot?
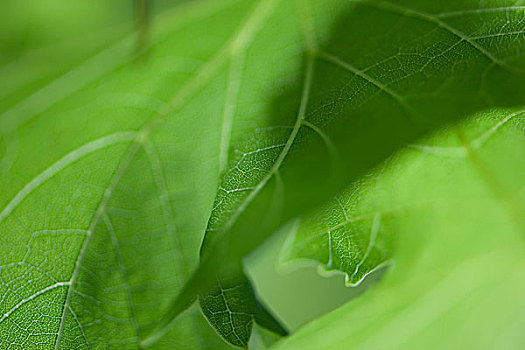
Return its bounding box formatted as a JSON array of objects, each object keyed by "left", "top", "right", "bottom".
[
  {"left": 197, "top": 0, "right": 525, "bottom": 346},
  {"left": 1, "top": 0, "right": 255, "bottom": 348},
  {"left": 274, "top": 109, "right": 525, "bottom": 349},
  {"left": 0, "top": 0, "right": 524, "bottom": 349}
]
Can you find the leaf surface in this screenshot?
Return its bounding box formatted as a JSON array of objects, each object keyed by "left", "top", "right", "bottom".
[
  {"left": 279, "top": 172, "right": 394, "bottom": 287},
  {"left": 1, "top": 0, "right": 525, "bottom": 348},
  {"left": 196, "top": 0, "right": 525, "bottom": 284},
  {"left": 273, "top": 108, "right": 525, "bottom": 349},
  {"left": 0, "top": 0, "right": 269, "bottom": 348},
  {"left": 195, "top": 0, "right": 525, "bottom": 346}
]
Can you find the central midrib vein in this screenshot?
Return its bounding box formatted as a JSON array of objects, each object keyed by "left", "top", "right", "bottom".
[
  {"left": 218, "top": 0, "right": 317, "bottom": 236},
  {"left": 220, "top": 53, "right": 316, "bottom": 234}
]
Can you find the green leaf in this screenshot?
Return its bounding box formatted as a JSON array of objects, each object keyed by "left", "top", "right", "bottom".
[
  {"left": 188, "top": 0, "right": 525, "bottom": 290},
  {"left": 198, "top": 273, "right": 287, "bottom": 348},
  {"left": 0, "top": 0, "right": 273, "bottom": 348},
  {"left": 279, "top": 172, "right": 394, "bottom": 287},
  {"left": 199, "top": 228, "right": 287, "bottom": 348},
  {"left": 194, "top": 0, "right": 525, "bottom": 346},
  {"left": 199, "top": 275, "right": 256, "bottom": 348},
  {"left": 272, "top": 108, "right": 525, "bottom": 349},
  {"left": 2, "top": 0, "right": 525, "bottom": 348}
]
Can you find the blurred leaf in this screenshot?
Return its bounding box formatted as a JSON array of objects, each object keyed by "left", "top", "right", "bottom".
[
  {"left": 249, "top": 323, "right": 284, "bottom": 349},
  {"left": 0, "top": 0, "right": 272, "bottom": 348},
  {"left": 194, "top": 0, "right": 525, "bottom": 347},
  {"left": 1, "top": 0, "right": 525, "bottom": 348},
  {"left": 273, "top": 108, "right": 525, "bottom": 349}
]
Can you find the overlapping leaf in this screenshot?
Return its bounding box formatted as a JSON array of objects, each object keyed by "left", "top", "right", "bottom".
[
  {"left": 196, "top": 0, "right": 525, "bottom": 347},
  {"left": 274, "top": 108, "right": 525, "bottom": 349},
  {"left": 1, "top": 0, "right": 525, "bottom": 348},
  {"left": 0, "top": 0, "right": 271, "bottom": 348}
]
